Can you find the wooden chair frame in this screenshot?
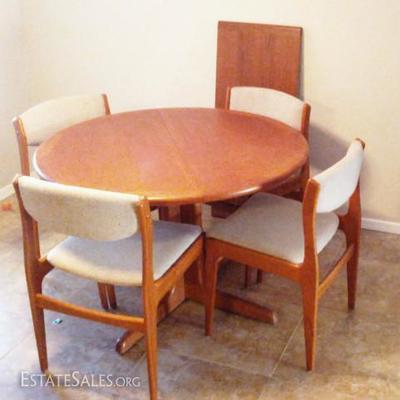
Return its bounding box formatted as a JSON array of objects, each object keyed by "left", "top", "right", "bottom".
[
  {"left": 204, "top": 140, "right": 364, "bottom": 370},
  {"left": 14, "top": 177, "right": 204, "bottom": 400},
  {"left": 12, "top": 94, "right": 115, "bottom": 310},
  {"left": 219, "top": 87, "right": 311, "bottom": 287},
  {"left": 224, "top": 86, "right": 311, "bottom": 197},
  {"left": 211, "top": 88, "right": 311, "bottom": 217}
]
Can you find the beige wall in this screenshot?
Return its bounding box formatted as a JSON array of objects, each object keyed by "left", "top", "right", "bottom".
[
  {"left": 4, "top": 0, "right": 400, "bottom": 223},
  {"left": 0, "top": 1, "right": 28, "bottom": 187}
]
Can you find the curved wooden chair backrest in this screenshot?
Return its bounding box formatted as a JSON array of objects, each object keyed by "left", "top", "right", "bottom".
[
  {"left": 227, "top": 86, "right": 310, "bottom": 136},
  {"left": 14, "top": 175, "right": 142, "bottom": 241},
  {"left": 13, "top": 94, "right": 110, "bottom": 175},
  {"left": 313, "top": 140, "right": 365, "bottom": 214}
]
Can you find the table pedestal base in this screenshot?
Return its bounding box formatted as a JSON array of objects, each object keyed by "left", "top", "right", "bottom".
[
  {"left": 185, "top": 283, "right": 277, "bottom": 325},
  {"left": 115, "top": 283, "right": 277, "bottom": 355},
  {"left": 116, "top": 279, "right": 186, "bottom": 355},
  {"left": 115, "top": 205, "right": 277, "bottom": 355}
]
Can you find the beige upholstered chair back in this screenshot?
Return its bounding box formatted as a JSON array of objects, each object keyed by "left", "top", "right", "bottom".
[
  {"left": 314, "top": 141, "right": 364, "bottom": 213},
  {"left": 16, "top": 176, "right": 141, "bottom": 241},
  {"left": 229, "top": 87, "right": 305, "bottom": 131},
  {"left": 19, "top": 94, "right": 108, "bottom": 146}
]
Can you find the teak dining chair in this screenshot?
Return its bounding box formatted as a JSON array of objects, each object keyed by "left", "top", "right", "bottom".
[
  {"left": 13, "top": 94, "right": 115, "bottom": 310},
  {"left": 229, "top": 86, "right": 311, "bottom": 195},
  {"left": 212, "top": 86, "right": 311, "bottom": 218},
  {"left": 14, "top": 175, "right": 204, "bottom": 400},
  {"left": 212, "top": 86, "right": 311, "bottom": 286},
  {"left": 204, "top": 139, "right": 364, "bottom": 370}
]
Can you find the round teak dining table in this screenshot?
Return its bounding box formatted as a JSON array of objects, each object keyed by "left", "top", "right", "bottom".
[{"left": 34, "top": 107, "right": 308, "bottom": 354}]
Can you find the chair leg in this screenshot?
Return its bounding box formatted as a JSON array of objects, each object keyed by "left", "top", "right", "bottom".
[
  {"left": 302, "top": 282, "right": 318, "bottom": 371},
  {"left": 244, "top": 265, "right": 252, "bottom": 288},
  {"left": 244, "top": 266, "right": 263, "bottom": 287},
  {"left": 31, "top": 304, "right": 48, "bottom": 372},
  {"left": 97, "top": 283, "right": 109, "bottom": 310},
  {"left": 106, "top": 284, "right": 117, "bottom": 309},
  {"left": 347, "top": 244, "right": 360, "bottom": 310},
  {"left": 256, "top": 269, "right": 263, "bottom": 284},
  {"left": 204, "top": 249, "right": 219, "bottom": 336},
  {"left": 144, "top": 310, "right": 158, "bottom": 400}
]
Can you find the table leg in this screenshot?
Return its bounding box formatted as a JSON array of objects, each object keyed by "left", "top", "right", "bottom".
[
  {"left": 115, "top": 203, "right": 277, "bottom": 355},
  {"left": 180, "top": 204, "right": 277, "bottom": 325},
  {"left": 115, "top": 279, "right": 185, "bottom": 355},
  {"left": 158, "top": 206, "right": 181, "bottom": 222},
  {"left": 180, "top": 204, "right": 202, "bottom": 226},
  {"left": 185, "top": 283, "right": 277, "bottom": 325}
]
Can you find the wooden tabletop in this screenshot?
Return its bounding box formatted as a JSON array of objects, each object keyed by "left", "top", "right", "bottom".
[{"left": 34, "top": 108, "right": 308, "bottom": 206}]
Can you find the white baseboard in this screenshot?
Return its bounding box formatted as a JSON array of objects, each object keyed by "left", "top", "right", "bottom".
[
  {"left": 362, "top": 217, "right": 400, "bottom": 235},
  {"left": 0, "top": 184, "right": 13, "bottom": 201}
]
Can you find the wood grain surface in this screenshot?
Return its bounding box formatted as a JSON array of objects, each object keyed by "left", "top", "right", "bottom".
[
  {"left": 34, "top": 108, "right": 308, "bottom": 206},
  {"left": 215, "top": 21, "right": 302, "bottom": 108}
]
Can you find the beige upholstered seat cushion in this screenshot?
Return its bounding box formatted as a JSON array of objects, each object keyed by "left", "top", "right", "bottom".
[
  {"left": 47, "top": 220, "right": 201, "bottom": 286},
  {"left": 207, "top": 193, "right": 339, "bottom": 264}
]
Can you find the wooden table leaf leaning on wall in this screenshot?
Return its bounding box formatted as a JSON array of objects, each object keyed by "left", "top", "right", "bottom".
[{"left": 33, "top": 107, "right": 308, "bottom": 354}]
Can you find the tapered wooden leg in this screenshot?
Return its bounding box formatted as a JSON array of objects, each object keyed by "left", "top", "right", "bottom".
[
  {"left": 185, "top": 255, "right": 204, "bottom": 287},
  {"left": 344, "top": 182, "right": 362, "bottom": 311},
  {"left": 256, "top": 270, "right": 263, "bottom": 284},
  {"left": 144, "top": 310, "right": 158, "bottom": 400},
  {"left": 244, "top": 267, "right": 263, "bottom": 287},
  {"left": 302, "top": 282, "right": 318, "bottom": 371},
  {"left": 97, "top": 283, "right": 109, "bottom": 310},
  {"left": 31, "top": 304, "right": 48, "bottom": 372},
  {"left": 346, "top": 214, "right": 361, "bottom": 311},
  {"left": 347, "top": 243, "right": 359, "bottom": 310},
  {"left": 205, "top": 248, "right": 220, "bottom": 336},
  {"left": 244, "top": 266, "right": 263, "bottom": 287},
  {"left": 106, "top": 284, "right": 117, "bottom": 310},
  {"left": 158, "top": 206, "right": 181, "bottom": 222},
  {"left": 244, "top": 266, "right": 252, "bottom": 288}
]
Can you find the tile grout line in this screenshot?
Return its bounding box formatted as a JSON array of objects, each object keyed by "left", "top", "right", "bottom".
[
  {"left": 132, "top": 352, "right": 147, "bottom": 376},
  {"left": 268, "top": 316, "right": 303, "bottom": 378},
  {"left": 0, "top": 331, "right": 35, "bottom": 362},
  {"left": 163, "top": 346, "right": 270, "bottom": 378},
  {"left": 255, "top": 317, "right": 303, "bottom": 400},
  {"left": 156, "top": 305, "right": 306, "bottom": 379}
]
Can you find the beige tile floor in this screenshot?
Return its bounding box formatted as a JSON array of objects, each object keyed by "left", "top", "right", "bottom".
[{"left": 0, "top": 196, "right": 399, "bottom": 399}]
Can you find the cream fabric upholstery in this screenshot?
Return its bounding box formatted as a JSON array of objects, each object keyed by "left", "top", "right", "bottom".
[
  {"left": 314, "top": 141, "right": 364, "bottom": 213},
  {"left": 18, "top": 176, "right": 141, "bottom": 241},
  {"left": 47, "top": 221, "right": 202, "bottom": 286},
  {"left": 207, "top": 193, "right": 339, "bottom": 264},
  {"left": 229, "top": 87, "right": 305, "bottom": 131},
  {"left": 20, "top": 94, "right": 106, "bottom": 145}
]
